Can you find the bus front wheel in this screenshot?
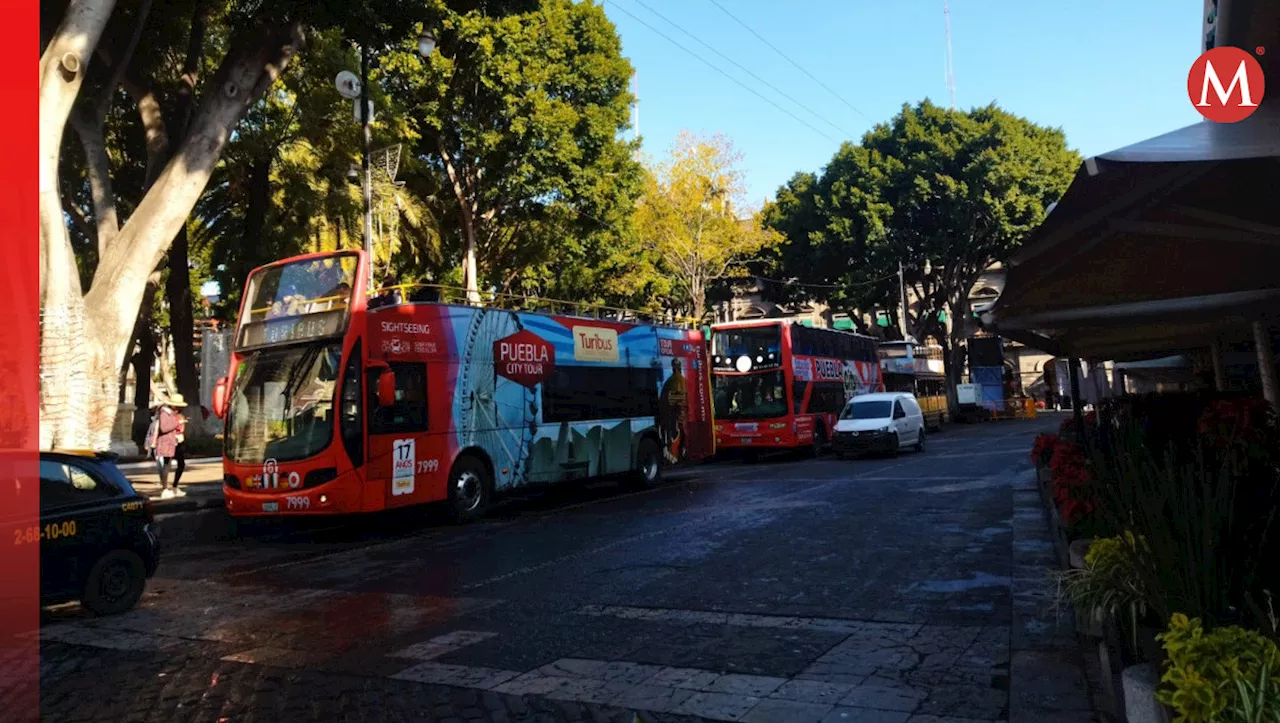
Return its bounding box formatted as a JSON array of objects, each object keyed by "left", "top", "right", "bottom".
[{"left": 448, "top": 455, "right": 491, "bottom": 523}]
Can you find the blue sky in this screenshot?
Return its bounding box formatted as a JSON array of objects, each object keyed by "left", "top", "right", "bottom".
[{"left": 603, "top": 0, "right": 1206, "bottom": 204}]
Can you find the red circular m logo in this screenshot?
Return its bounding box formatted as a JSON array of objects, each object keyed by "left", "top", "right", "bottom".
[{"left": 1188, "top": 46, "right": 1265, "bottom": 123}]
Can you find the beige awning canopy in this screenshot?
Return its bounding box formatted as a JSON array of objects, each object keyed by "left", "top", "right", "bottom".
[{"left": 984, "top": 107, "right": 1280, "bottom": 362}]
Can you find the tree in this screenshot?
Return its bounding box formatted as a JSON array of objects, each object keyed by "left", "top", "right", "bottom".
[
  {"left": 635, "top": 132, "right": 783, "bottom": 322},
  {"left": 380, "top": 0, "right": 643, "bottom": 301},
  {"left": 763, "top": 100, "right": 1078, "bottom": 391},
  {"left": 39, "top": 0, "right": 429, "bottom": 450},
  {"left": 192, "top": 28, "right": 442, "bottom": 319}
]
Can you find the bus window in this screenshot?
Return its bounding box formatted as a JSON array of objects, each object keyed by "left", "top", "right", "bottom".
[
  {"left": 792, "top": 379, "right": 809, "bottom": 414},
  {"left": 543, "top": 367, "right": 660, "bottom": 423},
  {"left": 809, "top": 382, "right": 846, "bottom": 414},
  {"left": 371, "top": 362, "right": 429, "bottom": 434}
]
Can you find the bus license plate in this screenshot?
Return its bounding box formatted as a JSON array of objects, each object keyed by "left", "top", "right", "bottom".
[{"left": 262, "top": 501, "right": 279, "bottom": 513}]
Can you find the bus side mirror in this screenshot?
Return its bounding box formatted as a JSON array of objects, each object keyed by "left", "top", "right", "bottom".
[
  {"left": 212, "top": 377, "right": 229, "bottom": 419},
  {"left": 376, "top": 370, "right": 397, "bottom": 407}
]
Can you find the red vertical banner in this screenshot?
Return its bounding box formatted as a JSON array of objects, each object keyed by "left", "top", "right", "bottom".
[{"left": 1, "top": 3, "right": 41, "bottom": 720}]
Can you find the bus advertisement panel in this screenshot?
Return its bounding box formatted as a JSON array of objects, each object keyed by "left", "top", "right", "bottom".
[
  {"left": 709, "top": 321, "right": 882, "bottom": 455},
  {"left": 216, "top": 251, "right": 714, "bottom": 521}
]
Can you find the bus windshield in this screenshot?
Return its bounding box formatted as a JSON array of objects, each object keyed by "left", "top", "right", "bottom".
[
  {"left": 713, "top": 371, "right": 788, "bottom": 419},
  {"left": 235, "top": 254, "right": 358, "bottom": 350},
  {"left": 225, "top": 342, "right": 343, "bottom": 464}
]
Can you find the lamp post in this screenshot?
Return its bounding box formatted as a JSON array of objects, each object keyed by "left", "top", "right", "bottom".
[{"left": 357, "top": 31, "right": 437, "bottom": 293}]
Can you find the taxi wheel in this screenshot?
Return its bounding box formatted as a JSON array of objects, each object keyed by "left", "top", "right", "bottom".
[
  {"left": 447, "top": 455, "right": 491, "bottom": 524},
  {"left": 83, "top": 550, "right": 146, "bottom": 616}
]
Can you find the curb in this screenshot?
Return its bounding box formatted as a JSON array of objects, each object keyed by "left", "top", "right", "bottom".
[
  {"left": 151, "top": 496, "right": 225, "bottom": 514},
  {"left": 119, "top": 457, "right": 221, "bottom": 472}
]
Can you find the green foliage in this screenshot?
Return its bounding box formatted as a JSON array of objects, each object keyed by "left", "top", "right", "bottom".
[
  {"left": 1157, "top": 613, "right": 1280, "bottom": 723},
  {"left": 635, "top": 132, "right": 783, "bottom": 320},
  {"left": 1057, "top": 533, "right": 1150, "bottom": 651},
  {"left": 1061, "top": 534, "right": 1148, "bottom": 619},
  {"left": 380, "top": 0, "right": 644, "bottom": 293},
  {"left": 1088, "top": 418, "right": 1280, "bottom": 632},
  {"left": 760, "top": 100, "right": 1078, "bottom": 343}
]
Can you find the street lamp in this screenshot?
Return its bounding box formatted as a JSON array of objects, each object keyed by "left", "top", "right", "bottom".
[
  {"left": 357, "top": 31, "right": 436, "bottom": 293},
  {"left": 417, "top": 31, "right": 437, "bottom": 58}
]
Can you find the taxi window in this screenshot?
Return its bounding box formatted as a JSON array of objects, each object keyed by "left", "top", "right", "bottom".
[{"left": 40, "top": 460, "right": 118, "bottom": 511}]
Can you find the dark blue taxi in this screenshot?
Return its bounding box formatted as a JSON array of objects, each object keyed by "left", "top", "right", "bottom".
[{"left": 35, "top": 451, "right": 160, "bottom": 615}]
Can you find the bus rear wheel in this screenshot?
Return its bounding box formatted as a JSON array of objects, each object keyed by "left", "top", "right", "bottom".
[
  {"left": 448, "top": 455, "right": 491, "bottom": 523},
  {"left": 628, "top": 437, "right": 662, "bottom": 490}
]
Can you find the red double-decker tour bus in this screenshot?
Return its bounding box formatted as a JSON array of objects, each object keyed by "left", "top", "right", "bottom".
[
  {"left": 211, "top": 250, "right": 714, "bottom": 521},
  {"left": 709, "top": 320, "right": 882, "bottom": 458}
]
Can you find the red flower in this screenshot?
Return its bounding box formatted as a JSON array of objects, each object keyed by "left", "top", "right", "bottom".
[
  {"left": 1196, "top": 397, "right": 1270, "bottom": 449},
  {"left": 1048, "top": 439, "right": 1096, "bottom": 526},
  {"left": 1031, "top": 433, "right": 1059, "bottom": 464}
]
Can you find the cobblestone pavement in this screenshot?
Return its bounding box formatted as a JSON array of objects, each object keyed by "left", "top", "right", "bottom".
[{"left": 35, "top": 416, "right": 1099, "bottom": 723}]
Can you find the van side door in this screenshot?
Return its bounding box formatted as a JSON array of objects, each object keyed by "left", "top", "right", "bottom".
[{"left": 891, "top": 399, "right": 910, "bottom": 448}]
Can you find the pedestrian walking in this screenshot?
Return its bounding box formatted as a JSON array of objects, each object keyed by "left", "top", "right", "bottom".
[{"left": 151, "top": 394, "right": 189, "bottom": 499}]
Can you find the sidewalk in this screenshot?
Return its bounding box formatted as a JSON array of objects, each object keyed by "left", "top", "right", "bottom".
[{"left": 119, "top": 457, "right": 225, "bottom": 513}]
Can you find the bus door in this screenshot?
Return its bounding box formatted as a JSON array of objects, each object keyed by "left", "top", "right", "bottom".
[{"left": 367, "top": 361, "right": 438, "bottom": 508}]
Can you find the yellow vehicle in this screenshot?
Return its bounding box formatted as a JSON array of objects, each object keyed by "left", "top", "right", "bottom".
[{"left": 878, "top": 341, "right": 950, "bottom": 431}]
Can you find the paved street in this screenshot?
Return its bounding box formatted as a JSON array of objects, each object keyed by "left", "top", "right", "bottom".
[{"left": 38, "top": 416, "right": 1098, "bottom": 723}]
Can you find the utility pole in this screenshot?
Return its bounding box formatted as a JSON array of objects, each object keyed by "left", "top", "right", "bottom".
[
  {"left": 360, "top": 45, "right": 375, "bottom": 293},
  {"left": 944, "top": 1, "right": 956, "bottom": 111}
]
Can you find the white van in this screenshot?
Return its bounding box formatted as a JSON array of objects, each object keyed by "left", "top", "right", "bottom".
[{"left": 831, "top": 392, "right": 926, "bottom": 458}]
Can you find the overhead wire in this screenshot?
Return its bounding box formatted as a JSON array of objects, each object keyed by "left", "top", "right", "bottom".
[
  {"left": 704, "top": 0, "right": 872, "bottom": 123},
  {"left": 619, "top": 0, "right": 857, "bottom": 139},
  {"left": 542, "top": 199, "right": 897, "bottom": 292},
  {"left": 602, "top": 0, "right": 839, "bottom": 144}
]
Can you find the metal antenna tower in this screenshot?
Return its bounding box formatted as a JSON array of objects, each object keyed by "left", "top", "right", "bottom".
[{"left": 944, "top": 1, "right": 956, "bottom": 110}]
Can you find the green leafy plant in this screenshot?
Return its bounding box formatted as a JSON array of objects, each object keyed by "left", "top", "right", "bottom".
[
  {"left": 1058, "top": 533, "right": 1149, "bottom": 647},
  {"left": 1157, "top": 613, "right": 1280, "bottom": 723},
  {"left": 1087, "top": 417, "right": 1279, "bottom": 631}
]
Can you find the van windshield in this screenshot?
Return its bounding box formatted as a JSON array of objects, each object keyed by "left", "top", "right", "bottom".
[{"left": 840, "top": 400, "right": 892, "bottom": 420}]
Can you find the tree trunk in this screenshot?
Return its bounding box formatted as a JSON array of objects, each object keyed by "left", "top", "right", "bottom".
[
  {"left": 438, "top": 139, "right": 481, "bottom": 302},
  {"left": 943, "top": 294, "right": 973, "bottom": 416},
  {"left": 167, "top": 227, "right": 201, "bottom": 419},
  {"left": 39, "top": 0, "right": 119, "bottom": 449},
  {"left": 129, "top": 282, "right": 159, "bottom": 449},
  {"left": 40, "top": 19, "right": 304, "bottom": 450},
  {"left": 165, "top": 0, "right": 209, "bottom": 432}
]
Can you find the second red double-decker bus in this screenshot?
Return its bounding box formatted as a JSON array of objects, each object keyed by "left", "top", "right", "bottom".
[
  {"left": 212, "top": 250, "right": 714, "bottom": 521},
  {"left": 709, "top": 320, "right": 882, "bottom": 458}
]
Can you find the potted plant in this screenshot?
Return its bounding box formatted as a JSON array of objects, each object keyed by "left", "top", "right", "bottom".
[{"left": 1059, "top": 533, "right": 1147, "bottom": 642}]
